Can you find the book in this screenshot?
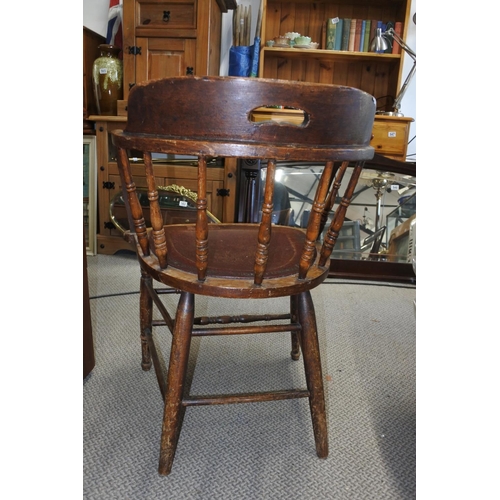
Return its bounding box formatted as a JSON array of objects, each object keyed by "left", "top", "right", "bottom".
[
  {"left": 334, "top": 19, "right": 344, "bottom": 50},
  {"left": 348, "top": 18, "right": 356, "bottom": 51},
  {"left": 392, "top": 21, "right": 402, "bottom": 54},
  {"left": 359, "top": 20, "right": 366, "bottom": 52},
  {"left": 326, "top": 17, "right": 339, "bottom": 50},
  {"left": 341, "top": 19, "right": 351, "bottom": 51},
  {"left": 362, "top": 20, "right": 371, "bottom": 52},
  {"left": 354, "top": 19, "right": 362, "bottom": 52}
]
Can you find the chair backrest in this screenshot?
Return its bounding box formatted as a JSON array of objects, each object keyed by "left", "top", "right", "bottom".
[{"left": 112, "top": 76, "right": 376, "bottom": 284}]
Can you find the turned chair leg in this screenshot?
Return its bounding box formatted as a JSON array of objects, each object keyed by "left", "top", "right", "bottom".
[
  {"left": 158, "top": 291, "right": 194, "bottom": 476},
  {"left": 290, "top": 295, "right": 301, "bottom": 361},
  {"left": 140, "top": 271, "right": 153, "bottom": 371},
  {"left": 297, "top": 291, "right": 328, "bottom": 458}
]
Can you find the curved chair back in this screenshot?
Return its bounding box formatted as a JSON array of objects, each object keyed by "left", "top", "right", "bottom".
[{"left": 112, "top": 76, "right": 376, "bottom": 288}]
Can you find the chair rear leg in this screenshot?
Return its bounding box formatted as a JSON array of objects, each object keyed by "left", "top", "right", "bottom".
[
  {"left": 290, "top": 295, "right": 301, "bottom": 360},
  {"left": 297, "top": 291, "right": 328, "bottom": 458},
  {"left": 158, "top": 291, "right": 194, "bottom": 476},
  {"left": 140, "top": 271, "right": 153, "bottom": 371}
]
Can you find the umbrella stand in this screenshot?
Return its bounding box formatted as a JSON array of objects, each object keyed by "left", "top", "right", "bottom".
[{"left": 229, "top": 1, "right": 263, "bottom": 77}]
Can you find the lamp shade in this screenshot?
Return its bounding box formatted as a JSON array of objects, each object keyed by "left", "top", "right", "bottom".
[{"left": 370, "top": 28, "right": 389, "bottom": 53}]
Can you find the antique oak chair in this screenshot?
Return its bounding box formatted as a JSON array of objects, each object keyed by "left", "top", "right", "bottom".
[{"left": 112, "top": 76, "right": 376, "bottom": 475}]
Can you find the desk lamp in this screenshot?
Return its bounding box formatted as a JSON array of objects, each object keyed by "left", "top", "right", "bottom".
[{"left": 370, "top": 27, "right": 416, "bottom": 117}]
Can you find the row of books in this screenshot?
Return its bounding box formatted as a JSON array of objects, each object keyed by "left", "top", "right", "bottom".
[{"left": 325, "top": 18, "right": 402, "bottom": 54}]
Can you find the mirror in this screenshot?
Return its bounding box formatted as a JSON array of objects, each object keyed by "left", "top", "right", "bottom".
[{"left": 236, "top": 154, "right": 416, "bottom": 282}]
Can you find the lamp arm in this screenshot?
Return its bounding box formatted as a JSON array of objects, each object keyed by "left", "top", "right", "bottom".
[
  {"left": 385, "top": 28, "right": 416, "bottom": 61},
  {"left": 392, "top": 63, "right": 416, "bottom": 113},
  {"left": 385, "top": 28, "right": 416, "bottom": 114}
]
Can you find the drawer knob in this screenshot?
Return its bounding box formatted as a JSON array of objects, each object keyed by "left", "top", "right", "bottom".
[{"left": 163, "top": 11, "right": 170, "bottom": 22}]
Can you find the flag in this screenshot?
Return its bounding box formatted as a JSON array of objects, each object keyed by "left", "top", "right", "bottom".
[{"left": 106, "top": 0, "right": 123, "bottom": 53}]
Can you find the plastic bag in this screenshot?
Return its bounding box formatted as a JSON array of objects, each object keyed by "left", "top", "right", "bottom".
[{"left": 228, "top": 38, "right": 261, "bottom": 77}]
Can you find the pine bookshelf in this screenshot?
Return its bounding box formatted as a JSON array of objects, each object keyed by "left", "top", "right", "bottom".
[{"left": 258, "top": 0, "right": 412, "bottom": 113}]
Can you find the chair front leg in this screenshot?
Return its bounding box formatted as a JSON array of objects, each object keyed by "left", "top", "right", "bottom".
[
  {"left": 158, "top": 291, "right": 194, "bottom": 476},
  {"left": 297, "top": 290, "right": 328, "bottom": 458}
]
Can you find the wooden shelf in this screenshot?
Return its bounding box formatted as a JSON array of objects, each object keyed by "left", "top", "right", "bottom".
[
  {"left": 88, "top": 115, "right": 126, "bottom": 123},
  {"left": 263, "top": 46, "right": 402, "bottom": 63}
]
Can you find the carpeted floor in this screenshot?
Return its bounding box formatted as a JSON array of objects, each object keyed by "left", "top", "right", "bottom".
[{"left": 84, "top": 252, "right": 416, "bottom": 499}]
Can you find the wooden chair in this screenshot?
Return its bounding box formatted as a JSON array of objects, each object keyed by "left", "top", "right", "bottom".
[{"left": 112, "top": 76, "right": 376, "bottom": 475}]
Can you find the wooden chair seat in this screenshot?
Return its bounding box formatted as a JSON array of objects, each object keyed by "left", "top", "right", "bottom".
[
  {"left": 112, "top": 76, "right": 376, "bottom": 475},
  {"left": 135, "top": 223, "right": 327, "bottom": 298}
]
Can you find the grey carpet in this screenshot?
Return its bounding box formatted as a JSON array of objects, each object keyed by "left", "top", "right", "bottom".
[{"left": 84, "top": 252, "right": 416, "bottom": 499}]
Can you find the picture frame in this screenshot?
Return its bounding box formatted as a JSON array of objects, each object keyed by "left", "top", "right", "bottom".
[{"left": 83, "top": 135, "right": 97, "bottom": 255}]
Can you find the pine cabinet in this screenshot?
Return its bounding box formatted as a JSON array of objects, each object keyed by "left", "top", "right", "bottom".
[
  {"left": 122, "top": 0, "right": 237, "bottom": 100},
  {"left": 259, "top": 0, "right": 412, "bottom": 113},
  {"left": 89, "top": 115, "right": 238, "bottom": 255}
]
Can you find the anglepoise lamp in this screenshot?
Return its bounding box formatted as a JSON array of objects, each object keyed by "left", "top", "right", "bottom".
[{"left": 370, "top": 27, "right": 416, "bottom": 116}]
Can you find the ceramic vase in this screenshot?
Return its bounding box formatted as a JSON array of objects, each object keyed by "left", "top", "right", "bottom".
[{"left": 92, "top": 44, "right": 123, "bottom": 115}]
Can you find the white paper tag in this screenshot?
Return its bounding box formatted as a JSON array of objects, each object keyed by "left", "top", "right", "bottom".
[
  {"left": 99, "top": 68, "right": 108, "bottom": 75},
  {"left": 388, "top": 131, "right": 397, "bottom": 138},
  {"left": 179, "top": 201, "right": 188, "bottom": 207}
]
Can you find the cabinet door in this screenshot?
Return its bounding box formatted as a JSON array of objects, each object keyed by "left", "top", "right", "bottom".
[
  {"left": 134, "top": 37, "right": 196, "bottom": 85},
  {"left": 107, "top": 173, "right": 160, "bottom": 237},
  {"left": 108, "top": 172, "right": 224, "bottom": 233}
]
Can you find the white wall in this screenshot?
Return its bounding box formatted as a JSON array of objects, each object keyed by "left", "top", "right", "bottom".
[
  {"left": 83, "top": 0, "right": 110, "bottom": 37},
  {"left": 84, "top": 0, "right": 415, "bottom": 158},
  {"left": 400, "top": 1, "right": 416, "bottom": 160}
]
